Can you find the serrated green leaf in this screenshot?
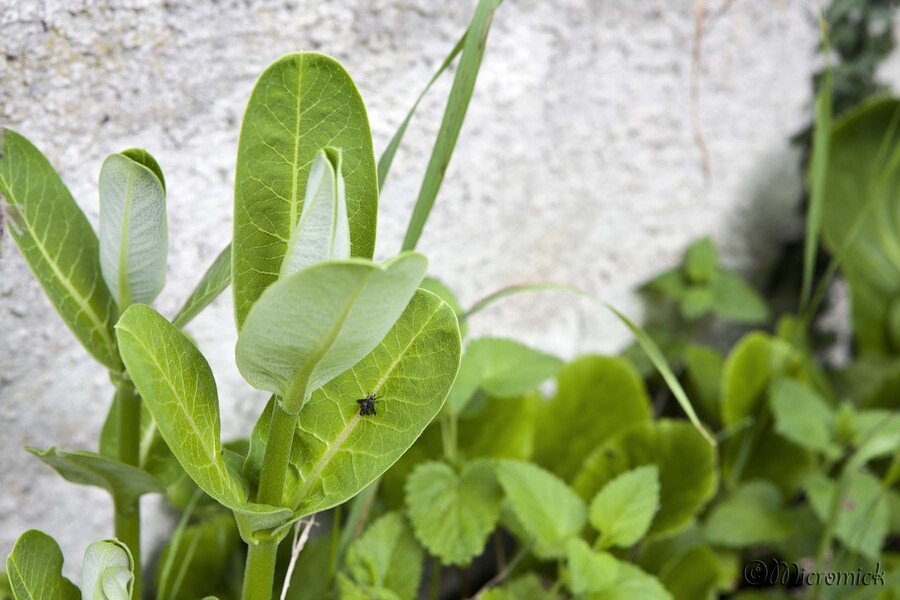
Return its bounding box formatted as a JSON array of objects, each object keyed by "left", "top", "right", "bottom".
[
  {"left": 405, "top": 460, "right": 501, "bottom": 565},
  {"left": 172, "top": 243, "right": 231, "bottom": 329},
  {"left": 565, "top": 538, "right": 617, "bottom": 595},
  {"left": 495, "top": 460, "right": 586, "bottom": 558},
  {"left": 233, "top": 52, "right": 378, "bottom": 329},
  {"left": 683, "top": 237, "right": 718, "bottom": 284},
  {"left": 344, "top": 512, "right": 422, "bottom": 600},
  {"left": 589, "top": 465, "right": 660, "bottom": 548},
  {"left": 82, "top": 539, "right": 133, "bottom": 600},
  {"left": 27, "top": 447, "right": 164, "bottom": 510},
  {"left": 769, "top": 377, "right": 841, "bottom": 459},
  {"left": 6, "top": 530, "right": 79, "bottom": 600},
  {"left": 235, "top": 253, "right": 427, "bottom": 413},
  {"left": 595, "top": 561, "right": 673, "bottom": 600},
  {"left": 0, "top": 129, "right": 120, "bottom": 370},
  {"left": 709, "top": 271, "right": 770, "bottom": 324},
  {"left": 99, "top": 150, "right": 167, "bottom": 307},
  {"left": 703, "top": 481, "right": 796, "bottom": 547},
  {"left": 245, "top": 290, "right": 461, "bottom": 516},
  {"left": 679, "top": 286, "right": 714, "bottom": 320},
  {"left": 573, "top": 420, "right": 717, "bottom": 538},
  {"left": 533, "top": 355, "right": 651, "bottom": 481}
]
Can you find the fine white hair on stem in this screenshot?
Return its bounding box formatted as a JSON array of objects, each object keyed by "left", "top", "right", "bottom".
[{"left": 280, "top": 515, "right": 318, "bottom": 600}]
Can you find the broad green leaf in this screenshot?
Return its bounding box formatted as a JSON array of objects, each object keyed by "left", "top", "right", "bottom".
[
  {"left": 6, "top": 530, "right": 79, "bottom": 600},
  {"left": 233, "top": 52, "right": 378, "bottom": 329},
  {"left": 401, "top": 0, "right": 503, "bottom": 250},
  {"left": 336, "top": 576, "right": 399, "bottom": 600},
  {"left": 709, "top": 271, "right": 770, "bottom": 324},
  {"left": 589, "top": 465, "right": 660, "bottom": 548},
  {"left": 573, "top": 420, "right": 717, "bottom": 537},
  {"left": 280, "top": 148, "right": 349, "bottom": 277},
  {"left": 805, "top": 471, "right": 889, "bottom": 560},
  {"left": 702, "top": 481, "right": 797, "bottom": 547},
  {"left": 235, "top": 253, "right": 427, "bottom": 413},
  {"left": 172, "top": 243, "right": 231, "bottom": 329},
  {"left": 246, "top": 290, "right": 461, "bottom": 515},
  {"left": 27, "top": 447, "right": 164, "bottom": 510},
  {"left": 0, "top": 129, "right": 120, "bottom": 370},
  {"left": 99, "top": 150, "right": 167, "bottom": 307},
  {"left": 343, "top": 512, "right": 422, "bottom": 600},
  {"left": 683, "top": 344, "right": 724, "bottom": 429},
  {"left": 495, "top": 460, "right": 587, "bottom": 558},
  {"left": 533, "top": 355, "right": 652, "bottom": 481},
  {"left": 458, "top": 394, "right": 537, "bottom": 460},
  {"left": 565, "top": 539, "right": 617, "bottom": 595},
  {"left": 658, "top": 545, "right": 724, "bottom": 600},
  {"left": 82, "top": 539, "right": 133, "bottom": 600},
  {"left": 592, "top": 561, "right": 673, "bottom": 600},
  {"left": 769, "top": 377, "right": 841, "bottom": 459},
  {"left": 492, "top": 574, "right": 559, "bottom": 600},
  {"left": 683, "top": 237, "right": 718, "bottom": 284},
  {"left": 446, "top": 338, "right": 561, "bottom": 414},
  {"left": 115, "top": 305, "right": 292, "bottom": 534},
  {"left": 405, "top": 460, "right": 501, "bottom": 565}
]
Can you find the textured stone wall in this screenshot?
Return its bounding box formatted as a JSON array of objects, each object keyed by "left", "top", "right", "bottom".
[{"left": 0, "top": 0, "right": 845, "bottom": 578}]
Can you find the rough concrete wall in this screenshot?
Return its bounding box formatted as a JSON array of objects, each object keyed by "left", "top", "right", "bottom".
[{"left": 0, "top": 0, "right": 833, "bottom": 578}]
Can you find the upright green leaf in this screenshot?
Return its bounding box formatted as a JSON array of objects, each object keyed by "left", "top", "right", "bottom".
[
  {"left": 343, "top": 513, "right": 423, "bottom": 600},
  {"left": 82, "top": 540, "right": 133, "bottom": 600},
  {"left": 683, "top": 237, "right": 718, "bottom": 284},
  {"left": 589, "top": 465, "right": 660, "bottom": 549},
  {"left": 235, "top": 253, "right": 427, "bottom": 413},
  {"left": 405, "top": 460, "right": 502, "bottom": 565},
  {"left": 172, "top": 243, "right": 232, "bottom": 329},
  {"left": 6, "top": 530, "right": 79, "bottom": 600},
  {"left": 99, "top": 150, "right": 168, "bottom": 307},
  {"left": 703, "top": 481, "right": 797, "bottom": 547},
  {"left": 769, "top": 377, "right": 841, "bottom": 459},
  {"left": 0, "top": 129, "right": 120, "bottom": 370},
  {"left": 495, "top": 460, "right": 587, "bottom": 558},
  {"left": 233, "top": 52, "right": 378, "bottom": 328}
]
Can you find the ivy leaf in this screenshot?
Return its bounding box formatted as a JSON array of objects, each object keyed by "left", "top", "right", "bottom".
[
  {"left": 6, "top": 530, "right": 80, "bottom": 600},
  {"left": 82, "top": 539, "right": 134, "bottom": 600},
  {"left": 574, "top": 420, "right": 717, "bottom": 538},
  {"left": 533, "top": 356, "right": 652, "bottom": 481},
  {"left": 172, "top": 243, "right": 232, "bottom": 329},
  {"left": 98, "top": 150, "right": 167, "bottom": 307},
  {"left": 245, "top": 290, "right": 461, "bottom": 516},
  {"left": 565, "top": 538, "right": 618, "bottom": 595},
  {"left": 233, "top": 52, "right": 378, "bottom": 329},
  {"left": 26, "top": 447, "right": 165, "bottom": 510},
  {"left": 343, "top": 512, "right": 423, "bottom": 600},
  {"left": 235, "top": 253, "right": 427, "bottom": 413},
  {"left": 405, "top": 460, "right": 502, "bottom": 565},
  {"left": 769, "top": 377, "right": 841, "bottom": 459},
  {"left": 0, "top": 129, "right": 120, "bottom": 371},
  {"left": 495, "top": 460, "right": 587, "bottom": 558},
  {"left": 589, "top": 465, "right": 660, "bottom": 548},
  {"left": 703, "top": 481, "right": 796, "bottom": 547}
]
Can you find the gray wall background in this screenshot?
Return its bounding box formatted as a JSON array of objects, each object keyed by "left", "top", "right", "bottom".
[{"left": 0, "top": 0, "right": 877, "bottom": 579}]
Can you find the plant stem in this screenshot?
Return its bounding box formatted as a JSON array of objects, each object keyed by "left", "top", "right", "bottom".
[
  {"left": 242, "top": 540, "right": 279, "bottom": 600},
  {"left": 115, "top": 380, "right": 142, "bottom": 598}
]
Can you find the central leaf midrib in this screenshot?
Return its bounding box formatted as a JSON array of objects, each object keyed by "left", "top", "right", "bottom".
[
  {"left": 117, "top": 163, "right": 135, "bottom": 308},
  {"left": 287, "top": 53, "right": 306, "bottom": 247}
]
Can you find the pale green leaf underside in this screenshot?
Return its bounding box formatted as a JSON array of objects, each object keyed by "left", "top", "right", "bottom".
[
  {"left": 0, "top": 129, "right": 120, "bottom": 370},
  {"left": 589, "top": 465, "right": 660, "bottom": 548},
  {"left": 235, "top": 253, "right": 427, "bottom": 412},
  {"left": 99, "top": 152, "right": 167, "bottom": 307},
  {"left": 6, "top": 530, "right": 80, "bottom": 600},
  {"left": 233, "top": 52, "right": 378, "bottom": 329},
  {"left": 344, "top": 512, "right": 423, "bottom": 600},
  {"left": 246, "top": 290, "right": 461, "bottom": 516},
  {"left": 172, "top": 242, "right": 232, "bottom": 329},
  {"left": 82, "top": 539, "right": 133, "bottom": 600}
]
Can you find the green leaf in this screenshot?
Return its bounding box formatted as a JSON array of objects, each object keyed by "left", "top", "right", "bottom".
[
  {"left": 26, "top": 446, "right": 164, "bottom": 510},
  {"left": 0, "top": 129, "right": 120, "bottom": 370},
  {"left": 458, "top": 394, "right": 537, "bottom": 460},
  {"left": 98, "top": 150, "right": 168, "bottom": 307},
  {"left": 683, "top": 344, "right": 724, "bottom": 429},
  {"left": 805, "top": 471, "right": 889, "bottom": 560},
  {"left": 401, "top": 0, "right": 503, "bottom": 250},
  {"left": 589, "top": 465, "right": 660, "bottom": 548},
  {"left": 419, "top": 276, "right": 467, "bottom": 337},
  {"left": 709, "top": 271, "right": 770, "bottom": 324},
  {"left": 446, "top": 338, "right": 562, "bottom": 414},
  {"left": 281, "top": 148, "right": 349, "bottom": 276},
  {"left": 769, "top": 377, "right": 841, "bottom": 458},
  {"left": 683, "top": 237, "right": 718, "bottom": 284},
  {"left": 6, "top": 530, "right": 79, "bottom": 600},
  {"left": 233, "top": 52, "right": 378, "bottom": 329},
  {"left": 533, "top": 355, "right": 651, "bottom": 481},
  {"left": 405, "top": 460, "right": 501, "bottom": 565},
  {"left": 702, "top": 481, "right": 796, "bottom": 547},
  {"left": 461, "top": 283, "right": 590, "bottom": 321},
  {"left": 115, "top": 305, "right": 292, "bottom": 533},
  {"left": 592, "top": 561, "right": 673, "bottom": 600},
  {"left": 172, "top": 243, "right": 231, "bottom": 329},
  {"left": 343, "top": 512, "right": 423, "bottom": 600},
  {"left": 573, "top": 420, "right": 717, "bottom": 538},
  {"left": 246, "top": 289, "right": 461, "bottom": 516},
  {"left": 82, "top": 539, "right": 133, "bottom": 600},
  {"left": 495, "top": 460, "right": 587, "bottom": 558},
  {"left": 658, "top": 545, "right": 724, "bottom": 600},
  {"left": 565, "top": 538, "right": 617, "bottom": 595},
  {"left": 235, "top": 253, "right": 427, "bottom": 413}
]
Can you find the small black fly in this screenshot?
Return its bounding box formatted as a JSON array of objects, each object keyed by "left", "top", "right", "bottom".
[{"left": 356, "top": 392, "right": 380, "bottom": 416}]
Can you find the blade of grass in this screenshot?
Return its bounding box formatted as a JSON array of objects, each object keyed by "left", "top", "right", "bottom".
[
  {"left": 461, "top": 282, "right": 590, "bottom": 321},
  {"left": 157, "top": 489, "right": 202, "bottom": 600},
  {"left": 401, "top": 0, "right": 503, "bottom": 251}
]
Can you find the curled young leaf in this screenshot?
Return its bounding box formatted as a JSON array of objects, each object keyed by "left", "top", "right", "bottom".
[{"left": 82, "top": 539, "right": 134, "bottom": 600}]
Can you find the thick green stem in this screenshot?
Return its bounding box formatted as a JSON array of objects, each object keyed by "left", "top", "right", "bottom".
[
  {"left": 115, "top": 380, "right": 142, "bottom": 598},
  {"left": 242, "top": 540, "right": 279, "bottom": 600}
]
